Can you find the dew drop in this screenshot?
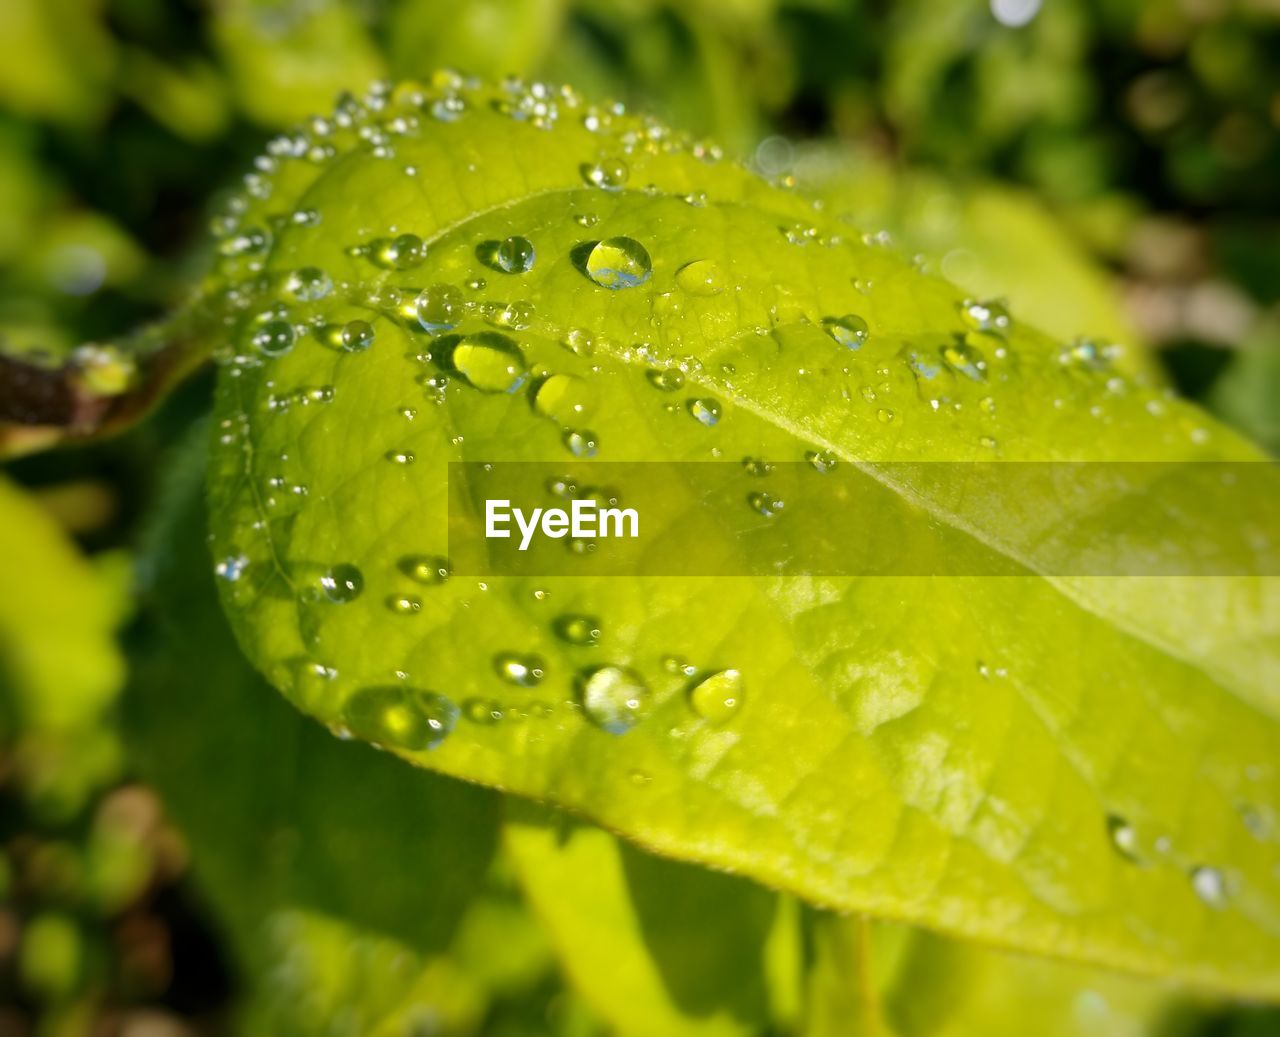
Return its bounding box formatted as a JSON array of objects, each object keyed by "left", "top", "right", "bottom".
[
  {"left": 555, "top": 614, "right": 601, "bottom": 646},
  {"left": 251, "top": 319, "right": 297, "bottom": 357},
  {"left": 877, "top": 408, "right": 895, "bottom": 424},
  {"left": 374, "top": 233, "right": 427, "bottom": 270},
  {"left": 534, "top": 374, "right": 595, "bottom": 426},
  {"left": 386, "top": 450, "right": 415, "bottom": 464},
  {"left": 647, "top": 369, "right": 684, "bottom": 392},
  {"left": 580, "top": 665, "right": 650, "bottom": 734},
  {"left": 1106, "top": 814, "right": 1140, "bottom": 862},
  {"left": 320, "top": 564, "right": 363, "bottom": 603},
  {"left": 415, "top": 284, "right": 464, "bottom": 332},
  {"left": 1190, "top": 865, "right": 1229, "bottom": 909},
  {"left": 463, "top": 698, "right": 504, "bottom": 725},
  {"left": 284, "top": 266, "right": 332, "bottom": 302},
  {"left": 689, "top": 669, "right": 744, "bottom": 725},
  {"left": 495, "top": 235, "right": 536, "bottom": 274},
  {"left": 581, "top": 157, "right": 629, "bottom": 190},
  {"left": 399, "top": 555, "right": 450, "bottom": 585},
  {"left": 941, "top": 339, "right": 988, "bottom": 381},
  {"left": 822, "top": 314, "right": 869, "bottom": 349},
  {"left": 748, "top": 491, "right": 785, "bottom": 517},
  {"left": 452, "top": 331, "right": 527, "bottom": 393},
  {"left": 341, "top": 319, "right": 375, "bottom": 352},
  {"left": 341, "top": 686, "right": 457, "bottom": 750},
  {"left": 675, "top": 259, "right": 725, "bottom": 297},
  {"left": 585, "top": 237, "right": 652, "bottom": 290},
  {"left": 563, "top": 428, "right": 599, "bottom": 458},
  {"left": 387, "top": 595, "right": 422, "bottom": 614},
  {"left": 959, "top": 298, "right": 1011, "bottom": 336},
  {"left": 687, "top": 398, "right": 721, "bottom": 427},
  {"left": 215, "top": 555, "right": 249, "bottom": 581},
  {"left": 806, "top": 449, "right": 837, "bottom": 472},
  {"left": 495, "top": 653, "right": 545, "bottom": 687},
  {"left": 562, "top": 328, "right": 595, "bottom": 357}
]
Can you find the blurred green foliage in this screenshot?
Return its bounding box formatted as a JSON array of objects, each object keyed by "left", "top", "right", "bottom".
[{"left": 1, "top": 0, "right": 1276, "bottom": 1033}]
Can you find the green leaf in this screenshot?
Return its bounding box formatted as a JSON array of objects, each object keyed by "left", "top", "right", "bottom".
[
  {"left": 202, "top": 79, "right": 1280, "bottom": 995},
  {"left": 125, "top": 433, "right": 512, "bottom": 1034},
  {"left": 505, "top": 801, "right": 787, "bottom": 1037}
]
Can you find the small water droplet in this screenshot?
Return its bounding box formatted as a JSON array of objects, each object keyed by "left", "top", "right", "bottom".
[
  {"left": 555, "top": 614, "right": 601, "bottom": 645},
  {"left": 251, "top": 319, "right": 297, "bottom": 357},
  {"left": 386, "top": 450, "right": 415, "bottom": 464},
  {"left": 1106, "top": 814, "right": 1140, "bottom": 862},
  {"left": 534, "top": 374, "right": 595, "bottom": 426},
  {"left": 494, "top": 235, "right": 536, "bottom": 273},
  {"left": 342, "top": 686, "right": 457, "bottom": 750},
  {"left": 581, "top": 157, "right": 629, "bottom": 190},
  {"left": 877, "top": 408, "right": 895, "bottom": 424},
  {"left": 1190, "top": 865, "right": 1229, "bottom": 909},
  {"left": 822, "top": 314, "right": 869, "bottom": 349},
  {"left": 689, "top": 669, "right": 744, "bottom": 725},
  {"left": 399, "top": 555, "right": 450, "bottom": 584},
  {"left": 341, "top": 319, "right": 375, "bottom": 352},
  {"left": 320, "top": 564, "right": 363, "bottom": 603},
  {"left": 580, "top": 665, "right": 650, "bottom": 734},
  {"left": 215, "top": 555, "right": 249, "bottom": 581},
  {"left": 675, "top": 259, "right": 725, "bottom": 296},
  {"left": 585, "top": 237, "right": 652, "bottom": 290},
  {"left": 373, "top": 233, "right": 427, "bottom": 270},
  {"left": 387, "top": 595, "right": 422, "bottom": 614},
  {"left": 805, "top": 449, "right": 837, "bottom": 472},
  {"left": 563, "top": 428, "right": 599, "bottom": 458},
  {"left": 562, "top": 328, "right": 595, "bottom": 356},
  {"left": 941, "top": 339, "right": 988, "bottom": 381},
  {"left": 495, "top": 652, "right": 545, "bottom": 687},
  {"left": 688, "top": 398, "right": 721, "bottom": 427},
  {"left": 452, "top": 332, "right": 528, "bottom": 393},
  {"left": 463, "top": 698, "right": 504, "bottom": 725},
  {"left": 647, "top": 369, "right": 684, "bottom": 392},
  {"left": 748, "top": 491, "right": 785, "bottom": 517},
  {"left": 959, "top": 298, "right": 1011, "bottom": 336},
  {"left": 416, "top": 284, "right": 464, "bottom": 332},
  {"left": 284, "top": 266, "right": 332, "bottom": 302}
]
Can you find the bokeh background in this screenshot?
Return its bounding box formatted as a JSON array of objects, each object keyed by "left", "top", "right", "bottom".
[{"left": 1, "top": 1, "right": 1277, "bottom": 1034}]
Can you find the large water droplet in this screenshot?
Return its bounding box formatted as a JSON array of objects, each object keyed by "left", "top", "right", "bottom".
[
  {"left": 535, "top": 374, "right": 595, "bottom": 426},
  {"left": 374, "top": 233, "right": 427, "bottom": 270},
  {"left": 580, "top": 666, "right": 650, "bottom": 734},
  {"left": 320, "top": 564, "right": 363, "bottom": 603},
  {"left": 687, "top": 398, "right": 721, "bottom": 427},
  {"left": 585, "top": 237, "right": 652, "bottom": 290},
  {"left": 581, "top": 157, "right": 629, "bottom": 190},
  {"left": 342, "top": 686, "right": 458, "bottom": 750},
  {"left": 341, "top": 320, "right": 375, "bottom": 352},
  {"left": 495, "top": 235, "right": 536, "bottom": 274},
  {"left": 452, "top": 332, "right": 527, "bottom": 393},
  {"left": 941, "top": 339, "right": 988, "bottom": 381},
  {"left": 822, "top": 314, "right": 869, "bottom": 349},
  {"left": 689, "top": 669, "right": 744, "bottom": 725},
  {"left": 495, "top": 652, "right": 545, "bottom": 687},
  {"left": 675, "top": 259, "right": 725, "bottom": 297},
  {"left": 284, "top": 266, "right": 332, "bottom": 302}
]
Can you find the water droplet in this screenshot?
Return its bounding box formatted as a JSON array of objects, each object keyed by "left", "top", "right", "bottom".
[
  {"left": 580, "top": 665, "right": 650, "bottom": 734},
  {"left": 495, "top": 653, "right": 545, "bottom": 687},
  {"left": 374, "top": 233, "right": 428, "bottom": 270},
  {"left": 320, "top": 564, "right": 363, "bottom": 603},
  {"left": 562, "top": 328, "right": 595, "bottom": 356},
  {"left": 585, "top": 237, "right": 652, "bottom": 290},
  {"left": 495, "top": 236, "right": 536, "bottom": 274},
  {"left": 386, "top": 450, "right": 415, "bottom": 464},
  {"left": 748, "top": 491, "right": 785, "bottom": 517},
  {"left": 463, "top": 698, "right": 503, "bottom": 725},
  {"left": 581, "top": 157, "right": 629, "bottom": 190},
  {"left": 284, "top": 266, "right": 332, "bottom": 301},
  {"left": 877, "top": 408, "right": 895, "bottom": 424},
  {"left": 742, "top": 457, "right": 772, "bottom": 476},
  {"left": 689, "top": 669, "right": 744, "bottom": 725},
  {"left": 342, "top": 686, "right": 457, "bottom": 750},
  {"left": 555, "top": 614, "right": 601, "bottom": 646},
  {"left": 647, "top": 369, "right": 684, "bottom": 392},
  {"left": 1059, "top": 337, "right": 1114, "bottom": 371},
  {"left": 563, "top": 429, "right": 599, "bottom": 458},
  {"left": 688, "top": 398, "right": 721, "bottom": 427},
  {"left": 959, "top": 298, "right": 1011, "bottom": 336},
  {"left": 416, "top": 284, "right": 464, "bottom": 332},
  {"left": 452, "top": 332, "right": 527, "bottom": 393},
  {"left": 251, "top": 319, "right": 297, "bottom": 357},
  {"left": 941, "top": 339, "right": 988, "bottom": 381},
  {"left": 399, "top": 555, "right": 450, "bottom": 584},
  {"left": 483, "top": 299, "right": 535, "bottom": 330},
  {"left": 341, "top": 319, "right": 375, "bottom": 352},
  {"left": 1190, "top": 865, "right": 1229, "bottom": 909},
  {"left": 675, "top": 259, "right": 725, "bottom": 296},
  {"left": 806, "top": 449, "right": 837, "bottom": 472},
  {"left": 387, "top": 595, "right": 422, "bottom": 614},
  {"left": 1106, "top": 815, "right": 1140, "bottom": 862},
  {"left": 534, "top": 374, "right": 595, "bottom": 426},
  {"left": 215, "top": 555, "right": 249, "bottom": 581},
  {"left": 822, "top": 314, "right": 869, "bottom": 349}
]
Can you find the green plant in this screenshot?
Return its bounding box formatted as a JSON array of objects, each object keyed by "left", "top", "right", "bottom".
[{"left": 3, "top": 76, "right": 1278, "bottom": 1035}]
